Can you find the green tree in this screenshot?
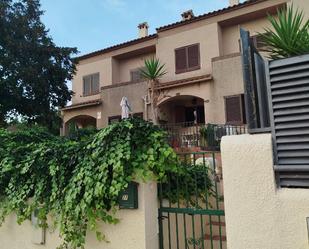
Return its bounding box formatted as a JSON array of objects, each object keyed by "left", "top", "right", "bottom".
[{"left": 0, "top": 0, "right": 77, "bottom": 132}]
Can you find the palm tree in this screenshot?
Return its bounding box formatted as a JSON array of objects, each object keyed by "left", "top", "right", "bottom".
[
  {"left": 261, "top": 6, "right": 309, "bottom": 59},
  {"left": 140, "top": 58, "right": 167, "bottom": 124}
]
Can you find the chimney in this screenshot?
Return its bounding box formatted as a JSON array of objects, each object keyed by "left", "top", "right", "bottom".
[
  {"left": 138, "top": 22, "right": 149, "bottom": 38},
  {"left": 229, "top": 0, "right": 240, "bottom": 7},
  {"left": 181, "top": 10, "right": 195, "bottom": 21}
]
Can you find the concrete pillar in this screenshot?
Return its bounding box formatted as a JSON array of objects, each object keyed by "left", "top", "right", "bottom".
[{"left": 221, "top": 134, "right": 309, "bottom": 249}]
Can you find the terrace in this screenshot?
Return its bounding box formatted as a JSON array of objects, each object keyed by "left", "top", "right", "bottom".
[{"left": 160, "top": 122, "right": 247, "bottom": 151}]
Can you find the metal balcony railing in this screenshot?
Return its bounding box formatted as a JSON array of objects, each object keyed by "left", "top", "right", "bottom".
[{"left": 159, "top": 122, "right": 248, "bottom": 150}]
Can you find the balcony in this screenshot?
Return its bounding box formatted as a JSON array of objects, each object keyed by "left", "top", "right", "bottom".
[{"left": 160, "top": 122, "right": 247, "bottom": 151}]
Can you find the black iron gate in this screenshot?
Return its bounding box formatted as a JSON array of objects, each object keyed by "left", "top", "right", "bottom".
[{"left": 158, "top": 152, "right": 226, "bottom": 249}]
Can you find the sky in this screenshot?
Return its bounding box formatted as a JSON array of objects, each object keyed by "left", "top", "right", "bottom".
[{"left": 40, "top": 0, "right": 244, "bottom": 57}]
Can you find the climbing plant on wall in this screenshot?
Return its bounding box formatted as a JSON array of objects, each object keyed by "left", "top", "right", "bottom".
[{"left": 0, "top": 118, "right": 178, "bottom": 249}]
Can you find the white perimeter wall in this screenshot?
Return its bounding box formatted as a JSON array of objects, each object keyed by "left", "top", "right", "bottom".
[
  {"left": 221, "top": 134, "right": 309, "bottom": 249},
  {"left": 0, "top": 182, "right": 158, "bottom": 249}
]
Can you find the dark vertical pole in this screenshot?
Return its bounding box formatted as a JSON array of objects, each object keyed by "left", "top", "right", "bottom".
[
  {"left": 158, "top": 182, "right": 164, "bottom": 249},
  {"left": 240, "top": 28, "right": 258, "bottom": 130}
]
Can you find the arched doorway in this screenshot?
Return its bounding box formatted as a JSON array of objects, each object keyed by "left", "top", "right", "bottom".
[
  {"left": 158, "top": 95, "right": 205, "bottom": 125},
  {"left": 64, "top": 115, "right": 97, "bottom": 136},
  {"left": 158, "top": 95, "right": 205, "bottom": 148}
]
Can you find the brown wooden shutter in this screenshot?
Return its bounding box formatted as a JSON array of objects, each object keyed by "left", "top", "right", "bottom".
[
  {"left": 108, "top": 115, "right": 121, "bottom": 124},
  {"left": 91, "top": 73, "right": 99, "bottom": 93},
  {"left": 130, "top": 69, "right": 141, "bottom": 82},
  {"left": 83, "top": 76, "right": 91, "bottom": 95},
  {"left": 187, "top": 44, "right": 200, "bottom": 69},
  {"left": 175, "top": 47, "right": 187, "bottom": 73},
  {"left": 225, "top": 95, "right": 243, "bottom": 124}
]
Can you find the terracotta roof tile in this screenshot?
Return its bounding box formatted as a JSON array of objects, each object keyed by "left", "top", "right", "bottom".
[
  {"left": 156, "top": 0, "right": 269, "bottom": 32},
  {"left": 75, "top": 34, "right": 157, "bottom": 61},
  {"left": 75, "top": 0, "right": 273, "bottom": 61},
  {"left": 156, "top": 74, "right": 212, "bottom": 90}
]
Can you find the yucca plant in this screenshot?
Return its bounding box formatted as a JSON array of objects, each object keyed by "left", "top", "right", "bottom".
[
  {"left": 261, "top": 6, "right": 309, "bottom": 59},
  {"left": 140, "top": 57, "right": 167, "bottom": 80},
  {"left": 140, "top": 58, "right": 167, "bottom": 124}
]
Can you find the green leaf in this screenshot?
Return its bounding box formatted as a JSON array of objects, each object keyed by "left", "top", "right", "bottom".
[{"left": 260, "top": 5, "right": 309, "bottom": 59}]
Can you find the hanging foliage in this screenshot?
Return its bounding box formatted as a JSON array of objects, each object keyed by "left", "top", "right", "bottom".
[{"left": 0, "top": 118, "right": 178, "bottom": 249}]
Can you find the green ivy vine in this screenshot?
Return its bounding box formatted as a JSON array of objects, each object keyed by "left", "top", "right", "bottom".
[{"left": 0, "top": 118, "right": 178, "bottom": 249}]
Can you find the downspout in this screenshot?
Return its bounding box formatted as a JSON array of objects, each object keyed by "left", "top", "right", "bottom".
[{"left": 142, "top": 95, "right": 150, "bottom": 121}]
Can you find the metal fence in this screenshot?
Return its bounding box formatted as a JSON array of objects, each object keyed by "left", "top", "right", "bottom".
[
  {"left": 240, "top": 28, "right": 309, "bottom": 188},
  {"left": 160, "top": 122, "right": 247, "bottom": 150},
  {"left": 158, "top": 152, "right": 226, "bottom": 249}
]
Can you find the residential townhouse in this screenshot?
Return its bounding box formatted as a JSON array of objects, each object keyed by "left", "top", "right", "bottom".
[{"left": 61, "top": 0, "right": 309, "bottom": 137}]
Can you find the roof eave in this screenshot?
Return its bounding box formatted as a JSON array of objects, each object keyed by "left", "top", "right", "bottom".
[
  {"left": 75, "top": 34, "right": 157, "bottom": 62},
  {"left": 156, "top": 0, "right": 271, "bottom": 32}
]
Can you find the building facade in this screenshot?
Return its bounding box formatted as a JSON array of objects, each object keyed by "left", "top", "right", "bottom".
[{"left": 61, "top": 0, "right": 308, "bottom": 135}]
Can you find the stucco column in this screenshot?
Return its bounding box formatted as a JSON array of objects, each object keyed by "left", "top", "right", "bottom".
[
  {"left": 143, "top": 182, "right": 159, "bottom": 249},
  {"left": 204, "top": 99, "right": 216, "bottom": 124}
]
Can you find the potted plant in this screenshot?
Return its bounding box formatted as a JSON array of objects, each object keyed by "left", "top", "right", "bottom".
[{"left": 200, "top": 124, "right": 218, "bottom": 149}]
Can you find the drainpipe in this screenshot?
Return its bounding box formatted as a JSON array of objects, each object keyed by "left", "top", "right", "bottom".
[{"left": 142, "top": 95, "right": 150, "bottom": 121}]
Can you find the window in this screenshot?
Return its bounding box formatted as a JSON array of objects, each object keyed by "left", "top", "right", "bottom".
[
  {"left": 108, "top": 113, "right": 143, "bottom": 125},
  {"left": 239, "top": 34, "right": 268, "bottom": 52},
  {"left": 251, "top": 35, "right": 268, "bottom": 51},
  {"left": 225, "top": 94, "right": 246, "bottom": 125},
  {"left": 175, "top": 44, "right": 200, "bottom": 74},
  {"left": 133, "top": 112, "right": 143, "bottom": 119},
  {"left": 130, "top": 68, "right": 146, "bottom": 82},
  {"left": 83, "top": 73, "right": 100, "bottom": 96},
  {"left": 108, "top": 115, "right": 121, "bottom": 124}
]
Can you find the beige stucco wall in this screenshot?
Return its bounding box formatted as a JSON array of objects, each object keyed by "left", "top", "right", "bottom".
[
  {"left": 210, "top": 54, "right": 244, "bottom": 124},
  {"left": 221, "top": 134, "right": 309, "bottom": 249},
  {"left": 0, "top": 182, "right": 158, "bottom": 249},
  {"left": 62, "top": 105, "right": 100, "bottom": 124},
  {"left": 65, "top": 51, "right": 245, "bottom": 129},
  {"left": 64, "top": 0, "right": 300, "bottom": 127},
  {"left": 222, "top": 0, "right": 309, "bottom": 56},
  {"left": 72, "top": 38, "right": 156, "bottom": 105},
  {"left": 290, "top": 0, "right": 309, "bottom": 19},
  {"left": 72, "top": 57, "right": 112, "bottom": 104},
  {"left": 157, "top": 22, "right": 221, "bottom": 82},
  {"left": 117, "top": 53, "right": 155, "bottom": 83},
  {"left": 61, "top": 105, "right": 101, "bottom": 135},
  {"left": 100, "top": 81, "right": 148, "bottom": 127},
  {"left": 221, "top": 17, "right": 274, "bottom": 56}
]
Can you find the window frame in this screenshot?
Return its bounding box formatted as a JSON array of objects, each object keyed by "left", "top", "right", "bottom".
[
  {"left": 133, "top": 112, "right": 144, "bottom": 119},
  {"left": 83, "top": 73, "right": 100, "bottom": 96},
  {"left": 175, "top": 43, "right": 201, "bottom": 74},
  {"left": 108, "top": 113, "right": 143, "bottom": 125},
  {"left": 108, "top": 115, "right": 121, "bottom": 124},
  {"left": 224, "top": 94, "right": 246, "bottom": 125},
  {"left": 238, "top": 34, "right": 268, "bottom": 52},
  {"left": 130, "top": 67, "right": 146, "bottom": 83}
]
